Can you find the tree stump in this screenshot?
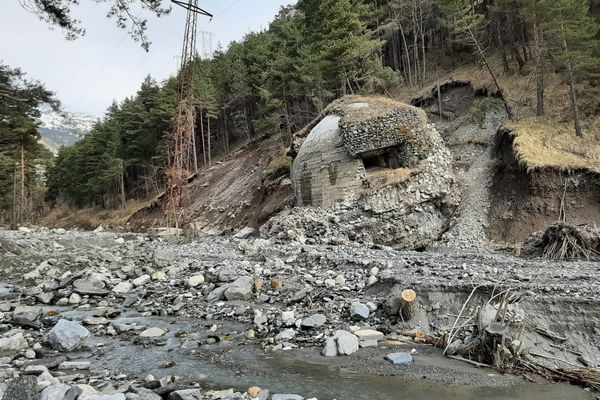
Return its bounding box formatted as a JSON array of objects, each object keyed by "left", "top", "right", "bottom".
[{"left": 399, "top": 289, "right": 416, "bottom": 321}]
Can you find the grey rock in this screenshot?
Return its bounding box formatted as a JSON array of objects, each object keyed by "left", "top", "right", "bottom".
[
  {"left": 167, "top": 389, "right": 202, "bottom": 400},
  {"left": 578, "top": 355, "right": 595, "bottom": 367},
  {"left": 359, "top": 339, "right": 378, "bottom": 348},
  {"left": 218, "top": 268, "right": 239, "bottom": 282},
  {"left": 12, "top": 305, "right": 42, "bottom": 323},
  {"left": 123, "top": 294, "right": 140, "bottom": 307},
  {"left": 23, "top": 364, "right": 48, "bottom": 375},
  {"left": 112, "top": 281, "right": 133, "bottom": 295},
  {"left": 349, "top": 302, "right": 369, "bottom": 320},
  {"left": 301, "top": 313, "right": 326, "bottom": 328},
  {"left": 2, "top": 376, "right": 38, "bottom": 400},
  {"left": 206, "top": 285, "right": 229, "bottom": 302},
  {"left": 271, "top": 395, "right": 304, "bottom": 400},
  {"left": 40, "top": 384, "right": 71, "bottom": 400},
  {"left": 0, "top": 282, "right": 14, "bottom": 295},
  {"left": 485, "top": 322, "right": 509, "bottom": 337},
  {"left": 21, "top": 355, "right": 67, "bottom": 369},
  {"left": 73, "top": 281, "right": 110, "bottom": 296},
  {"left": 334, "top": 330, "right": 359, "bottom": 355},
  {"left": 64, "top": 384, "right": 97, "bottom": 400},
  {"left": 37, "top": 292, "right": 55, "bottom": 304},
  {"left": 385, "top": 352, "right": 413, "bottom": 365},
  {"left": 445, "top": 339, "right": 463, "bottom": 356},
  {"left": 58, "top": 361, "right": 91, "bottom": 370},
  {"left": 233, "top": 227, "right": 256, "bottom": 239},
  {"left": 224, "top": 276, "right": 253, "bottom": 301},
  {"left": 48, "top": 319, "right": 90, "bottom": 352},
  {"left": 133, "top": 274, "right": 151, "bottom": 287},
  {"left": 322, "top": 338, "right": 337, "bottom": 357},
  {"left": 130, "top": 387, "right": 162, "bottom": 400},
  {"left": 84, "top": 395, "right": 126, "bottom": 400},
  {"left": 275, "top": 328, "right": 296, "bottom": 342},
  {"left": 0, "top": 332, "right": 27, "bottom": 352}
]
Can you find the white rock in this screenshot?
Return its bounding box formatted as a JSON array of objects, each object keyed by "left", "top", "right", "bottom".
[
  {"left": 133, "top": 275, "right": 151, "bottom": 287},
  {"left": 152, "top": 271, "right": 167, "bottom": 281},
  {"left": 139, "top": 327, "right": 165, "bottom": 338},
  {"left": 112, "top": 282, "right": 133, "bottom": 295},
  {"left": 0, "top": 333, "right": 28, "bottom": 352},
  {"left": 69, "top": 293, "right": 82, "bottom": 304},
  {"left": 334, "top": 330, "right": 359, "bottom": 355},
  {"left": 322, "top": 338, "right": 337, "bottom": 357},
  {"left": 187, "top": 275, "right": 205, "bottom": 288}
]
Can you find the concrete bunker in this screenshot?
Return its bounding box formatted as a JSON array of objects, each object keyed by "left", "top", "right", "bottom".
[
  {"left": 264, "top": 96, "right": 457, "bottom": 249},
  {"left": 292, "top": 97, "right": 437, "bottom": 210}
]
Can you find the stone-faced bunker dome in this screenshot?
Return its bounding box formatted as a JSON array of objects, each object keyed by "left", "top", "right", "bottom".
[
  {"left": 264, "top": 96, "right": 456, "bottom": 248},
  {"left": 291, "top": 96, "right": 438, "bottom": 209}
]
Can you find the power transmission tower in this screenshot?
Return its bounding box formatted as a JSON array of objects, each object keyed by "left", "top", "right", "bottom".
[
  {"left": 200, "top": 31, "right": 215, "bottom": 60},
  {"left": 166, "top": 0, "right": 212, "bottom": 226}
]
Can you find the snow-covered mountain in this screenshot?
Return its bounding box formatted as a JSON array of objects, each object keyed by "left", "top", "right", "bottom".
[{"left": 38, "top": 110, "right": 98, "bottom": 154}]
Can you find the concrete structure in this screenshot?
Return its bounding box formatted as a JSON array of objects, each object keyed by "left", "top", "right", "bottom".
[
  {"left": 265, "top": 96, "right": 457, "bottom": 249},
  {"left": 291, "top": 97, "right": 448, "bottom": 211}
]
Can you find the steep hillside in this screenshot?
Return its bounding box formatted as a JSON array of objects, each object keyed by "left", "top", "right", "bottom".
[{"left": 128, "top": 136, "right": 293, "bottom": 234}]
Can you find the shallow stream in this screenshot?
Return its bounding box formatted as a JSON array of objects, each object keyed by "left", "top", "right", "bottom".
[{"left": 55, "top": 310, "right": 594, "bottom": 400}]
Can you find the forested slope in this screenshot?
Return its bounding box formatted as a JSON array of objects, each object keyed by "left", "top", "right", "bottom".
[{"left": 34, "top": 0, "right": 600, "bottom": 227}]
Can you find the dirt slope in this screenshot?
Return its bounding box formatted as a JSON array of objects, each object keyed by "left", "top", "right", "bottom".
[{"left": 129, "top": 136, "right": 292, "bottom": 234}]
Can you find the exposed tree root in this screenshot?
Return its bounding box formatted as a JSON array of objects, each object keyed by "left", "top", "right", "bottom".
[{"left": 535, "top": 223, "right": 600, "bottom": 260}]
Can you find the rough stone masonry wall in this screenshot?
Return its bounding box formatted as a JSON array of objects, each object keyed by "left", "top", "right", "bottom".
[{"left": 340, "top": 104, "right": 432, "bottom": 163}]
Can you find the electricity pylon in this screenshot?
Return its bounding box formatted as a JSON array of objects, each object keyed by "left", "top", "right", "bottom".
[{"left": 166, "top": 0, "right": 212, "bottom": 226}]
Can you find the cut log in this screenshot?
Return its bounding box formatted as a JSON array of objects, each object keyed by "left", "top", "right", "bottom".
[{"left": 399, "top": 289, "right": 416, "bottom": 321}]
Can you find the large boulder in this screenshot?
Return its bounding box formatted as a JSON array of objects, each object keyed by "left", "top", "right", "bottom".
[
  {"left": 224, "top": 276, "right": 253, "bottom": 301},
  {"left": 47, "top": 319, "right": 90, "bottom": 352}
]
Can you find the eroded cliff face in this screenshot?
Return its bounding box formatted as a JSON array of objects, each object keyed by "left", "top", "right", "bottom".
[{"left": 263, "top": 96, "right": 458, "bottom": 249}]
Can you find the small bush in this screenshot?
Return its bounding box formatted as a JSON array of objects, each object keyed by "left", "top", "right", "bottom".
[{"left": 263, "top": 156, "right": 292, "bottom": 182}]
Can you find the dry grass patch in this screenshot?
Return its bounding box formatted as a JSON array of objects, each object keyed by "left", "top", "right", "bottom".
[
  {"left": 364, "top": 167, "right": 414, "bottom": 192},
  {"left": 295, "top": 95, "right": 421, "bottom": 139},
  {"left": 505, "top": 119, "right": 600, "bottom": 174},
  {"left": 42, "top": 199, "right": 150, "bottom": 230}
]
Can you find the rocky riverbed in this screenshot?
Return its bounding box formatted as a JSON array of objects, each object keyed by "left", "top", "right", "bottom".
[{"left": 0, "top": 227, "right": 598, "bottom": 400}]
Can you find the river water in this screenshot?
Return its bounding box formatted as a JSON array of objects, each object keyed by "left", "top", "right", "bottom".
[{"left": 62, "top": 311, "right": 593, "bottom": 400}]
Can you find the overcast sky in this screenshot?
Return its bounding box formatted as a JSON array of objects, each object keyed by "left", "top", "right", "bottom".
[{"left": 1, "top": 0, "right": 295, "bottom": 117}]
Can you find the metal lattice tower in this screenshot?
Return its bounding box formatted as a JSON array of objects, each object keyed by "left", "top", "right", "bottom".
[
  {"left": 200, "top": 31, "right": 215, "bottom": 60},
  {"left": 166, "top": 0, "right": 212, "bottom": 223}
]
